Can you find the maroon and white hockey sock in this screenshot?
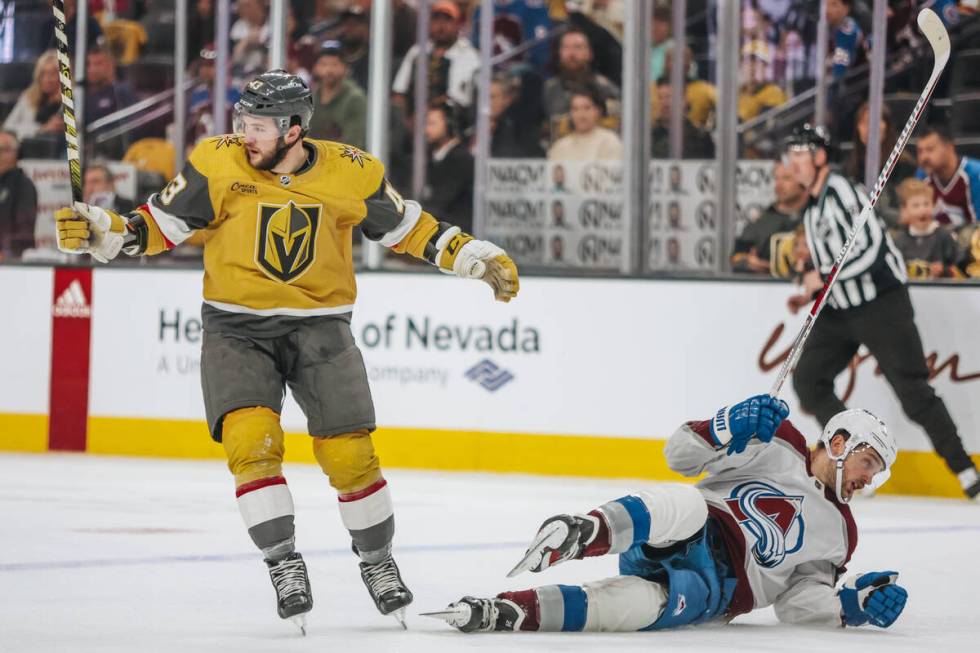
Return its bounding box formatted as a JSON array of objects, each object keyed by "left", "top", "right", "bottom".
[
  {"left": 497, "top": 589, "right": 541, "bottom": 631},
  {"left": 338, "top": 478, "right": 395, "bottom": 563},
  {"left": 581, "top": 509, "right": 613, "bottom": 557},
  {"left": 235, "top": 476, "right": 296, "bottom": 561}
]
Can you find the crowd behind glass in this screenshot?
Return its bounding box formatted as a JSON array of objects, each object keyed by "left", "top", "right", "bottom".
[{"left": 1, "top": 0, "right": 979, "bottom": 281}]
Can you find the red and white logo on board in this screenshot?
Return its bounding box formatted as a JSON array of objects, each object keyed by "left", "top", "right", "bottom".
[{"left": 52, "top": 279, "right": 91, "bottom": 318}]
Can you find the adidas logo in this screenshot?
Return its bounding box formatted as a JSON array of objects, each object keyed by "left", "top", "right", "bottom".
[{"left": 52, "top": 279, "right": 91, "bottom": 318}]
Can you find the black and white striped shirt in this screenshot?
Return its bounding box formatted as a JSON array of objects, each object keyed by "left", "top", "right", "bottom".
[{"left": 802, "top": 172, "right": 908, "bottom": 310}]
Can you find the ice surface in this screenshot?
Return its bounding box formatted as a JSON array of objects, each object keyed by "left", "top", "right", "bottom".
[{"left": 1, "top": 453, "right": 978, "bottom": 652}]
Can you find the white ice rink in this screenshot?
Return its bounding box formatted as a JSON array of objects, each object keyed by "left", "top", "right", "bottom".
[{"left": 1, "top": 452, "right": 978, "bottom": 653}]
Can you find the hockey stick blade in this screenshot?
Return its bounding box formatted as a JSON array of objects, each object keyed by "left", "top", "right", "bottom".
[
  {"left": 506, "top": 523, "right": 564, "bottom": 578},
  {"left": 918, "top": 7, "right": 951, "bottom": 73},
  {"left": 767, "top": 8, "right": 950, "bottom": 399}
]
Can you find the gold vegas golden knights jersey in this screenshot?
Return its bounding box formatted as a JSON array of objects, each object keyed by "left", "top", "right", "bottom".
[{"left": 127, "top": 135, "right": 451, "bottom": 330}]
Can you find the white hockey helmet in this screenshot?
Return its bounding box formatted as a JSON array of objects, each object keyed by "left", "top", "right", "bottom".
[{"left": 821, "top": 408, "right": 896, "bottom": 503}]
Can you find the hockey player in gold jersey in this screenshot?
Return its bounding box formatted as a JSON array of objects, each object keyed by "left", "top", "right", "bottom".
[{"left": 54, "top": 70, "right": 519, "bottom": 632}]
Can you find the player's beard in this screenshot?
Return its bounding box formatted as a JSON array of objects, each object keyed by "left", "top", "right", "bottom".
[{"left": 248, "top": 136, "right": 292, "bottom": 171}]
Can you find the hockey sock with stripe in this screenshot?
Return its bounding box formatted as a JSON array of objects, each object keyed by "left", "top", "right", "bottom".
[{"left": 236, "top": 476, "right": 296, "bottom": 561}]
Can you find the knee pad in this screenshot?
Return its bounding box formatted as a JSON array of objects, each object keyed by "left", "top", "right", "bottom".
[
  {"left": 582, "top": 576, "right": 667, "bottom": 632},
  {"left": 221, "top": 407, "right": 285, "bottom": 486},
  {"left": 634, "top": 484, "right": 708, "bottom": 546},
  {"left": 313, "top": 429, "right": 382, "bottom": 493}
]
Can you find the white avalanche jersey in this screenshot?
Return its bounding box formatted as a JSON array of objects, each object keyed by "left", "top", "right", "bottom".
[{"left": 664, "top": 419, "right": 856, "bottom": 626}]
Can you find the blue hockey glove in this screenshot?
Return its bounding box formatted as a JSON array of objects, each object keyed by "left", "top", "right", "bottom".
[
  {"left": 839, "top": 571, "right": 908, "bottom": 628},
  {"left": 710, "top": 394, "right": 790, "bottom": 456}
]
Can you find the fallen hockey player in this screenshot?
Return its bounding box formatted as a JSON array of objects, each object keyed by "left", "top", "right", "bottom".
[{"left": 424, "top": 395, "right": 908, "bottom": 633}]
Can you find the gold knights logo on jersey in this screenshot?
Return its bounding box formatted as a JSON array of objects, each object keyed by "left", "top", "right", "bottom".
[{"left": 255, "top": 201, "right": 322, "bottom": 283}]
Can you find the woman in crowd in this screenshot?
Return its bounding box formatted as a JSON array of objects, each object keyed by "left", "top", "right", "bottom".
[
  {"left": 2, "top": 51, "right": 64, "bottom": 142},
  {"left": 843, "top": 100, "right": 917, "bottom": 229},
  {"left": 547, "top": 83, "right": 623, "bottom": 161}
]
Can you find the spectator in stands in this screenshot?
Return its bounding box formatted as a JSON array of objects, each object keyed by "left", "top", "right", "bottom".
[
  {"left": 649, "top": 6, "right": 672, "bottom": 83},
  {"left": 186, "top": 0, "right": 217, "bottom": 68},
  {"left": 422, "top": 103, "right": 474, "bottom": 233},
  {"left": 470, "top": 0, "right": 554, "bottom": 70},
  {"left": 303, "top": 0, "right": 350, "bottom": 46},
  {"left": 731, "top": 159, "right": 808, "bottom": 274},
  {"left": 543, "top": 28, "right": 621, "bottom": 141},
  {"left": 564, "top": 2, "right": 624, "bottom": 88},
  {"left": 738, "top": 40, "right": 787, "bottom": 122},
  {"left": 84, "top": 47, "right": 137, "bottom": 159},
  {"left": 308, "top": 43, "right": 367, "bottom": 149},
  {"left": 83, "top": 162, "right": 136, "bottom": 216},
  {"left": 0, "top": 131, "right": 39, "bottom": 261},
  {"left": 568, "top": 0, "right": 624, "bottom": 41},
  {"left": 39, "top": 0, "right": 103, "bottom": 56},
  {"left": 231, "top": 0, "right": 270, "bottom": 79},
  {"left": 338, "top": 6, "right": 372, "bottom": 92},
  {"left": 490, "top": 75, "right": 545, "bottom": 158},
  {"left": 961, "top": 227, "right": 980, "bottom": 278},
  {"left": 187, "top": 45, "right": 242, "bottom": 147},
  {"left": 391, "top": 0, "right": 421, "bottom": 62},
  {"left": 827, "top": 0, "right": 865, "bottom": 83},
  {"left": 892, "top": 178, "right": 962, "bottom": 279},
  {"left": 844, "top": 101, "right": 916, "bottom": 229},
  {"left": 658, "top": 45, "right": 716, "bottom": 130},
  {"left": 916, "top": 124, "right": 980, "bottom": 230},
  {"left": 2, "top": 51, "right": 64, "bottom": 142},
  {"left": 393, "top": 2, "right": 480, "bottom": 117},
  {"left": 650, "top": 78, "right": 714, "bottom": 160},
  {"left": 547, "top": 84, "right": 623, "bottom": 161}
]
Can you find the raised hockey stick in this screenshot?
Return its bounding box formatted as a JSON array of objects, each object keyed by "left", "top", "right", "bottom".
[
  {"left": 51, "top": 0, "right": 83, "bottom": 204},
  {"left": 769, "top": 8, "right": 950, "bottom": 399}
]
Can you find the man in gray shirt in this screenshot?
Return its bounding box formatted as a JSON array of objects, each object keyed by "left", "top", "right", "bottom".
[{"left": 308, "top": 43, "right": 367, "bottom": 149}]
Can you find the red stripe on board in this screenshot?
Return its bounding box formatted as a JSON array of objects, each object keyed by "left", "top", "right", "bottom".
[
  {"left": 338, "top": 478, "right": 387, "bottom": 502},
  {"left": 235, "top": 476, "right": 287, "bottom": 497},
  {"left": 48, "top": 268, "right": 93, "bottom": 452}
]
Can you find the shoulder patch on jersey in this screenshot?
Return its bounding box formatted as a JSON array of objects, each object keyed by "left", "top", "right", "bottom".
[
  {"left": 214, "top": 134, "right": 245, "bottom": 149},
  {"left": 339, "top": 144, "right": 370, "bottom": 168}
]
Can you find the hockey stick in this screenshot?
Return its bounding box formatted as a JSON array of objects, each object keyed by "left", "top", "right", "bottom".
[
  {"left": 51, "top": 0, "right": 83, "bottom": 204},
  {"left": 769, "top": 8, "right": 950, "bottom": 399}
]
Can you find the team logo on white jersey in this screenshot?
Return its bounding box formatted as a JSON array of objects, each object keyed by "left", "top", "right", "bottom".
[{"left": 725, "top": 481, "right": 805, "bottom": 568}]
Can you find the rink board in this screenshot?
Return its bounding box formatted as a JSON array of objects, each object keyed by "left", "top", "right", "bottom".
[{"left": 1, "top": 266, "right": 979, "bottom": 496}]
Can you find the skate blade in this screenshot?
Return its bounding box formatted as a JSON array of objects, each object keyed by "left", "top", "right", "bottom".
[
  {"left": 289, "top": 614, "right": 307, "bottom": 636},
  {"left": 419, "top": 608, "right": 458, "bottom": 625},
  {"left": 506, "top": 523, "right": 563, "bottom": 578},
  {"left": 391, "top": 607, "right": 407, "bottom": 630}
]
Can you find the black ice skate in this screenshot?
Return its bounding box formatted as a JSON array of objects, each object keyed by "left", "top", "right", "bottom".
[
  {"left": 359, "top": 553, "right": 413, "bottom": 628},
  {"left": 507, "top": 513, "right": 598, "bottom": 577},
  {"left": 265, "top": 552, "right": 313, "bottom": 635},
  {"left": 421, "top": 597, "right": 525, "bottom": 633}
]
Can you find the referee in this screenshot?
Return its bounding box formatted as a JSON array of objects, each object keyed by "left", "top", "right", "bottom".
[{"left": 783, "top": 124, "right": 979, "bottom": 500}]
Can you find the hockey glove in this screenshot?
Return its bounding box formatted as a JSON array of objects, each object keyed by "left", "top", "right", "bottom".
[
  {"left": 710, "top": 394, "right": 790, "bottom": 456},
  {"left": 55, "top": 202, "right": 127, "bottom": 263},
  {"left": 447, "top": 239, "right": 520, "bottom": 303},
  {"left": 839, "top": 571, "right": 907, "bottom": 628}
]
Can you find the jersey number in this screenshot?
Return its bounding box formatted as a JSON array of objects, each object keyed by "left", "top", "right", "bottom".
[{"left": 159, "top": 173, "right": 188, "bottom": 206}]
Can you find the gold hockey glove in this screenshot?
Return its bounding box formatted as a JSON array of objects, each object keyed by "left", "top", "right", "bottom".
[
  {"left": 449, "top": 239, "right": 520, "bottom": 303},
  {"left": 55, "top": 202, "right": 127, "bottom": 263}
]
